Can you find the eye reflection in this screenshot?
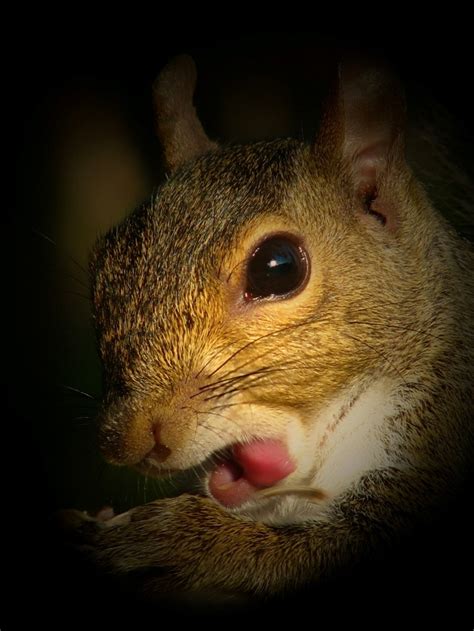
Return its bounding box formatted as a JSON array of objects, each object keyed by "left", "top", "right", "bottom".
[{"left": 244, "top": 235, "right": 309, "bottom": 301}]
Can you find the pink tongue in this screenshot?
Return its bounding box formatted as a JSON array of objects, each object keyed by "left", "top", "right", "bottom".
[
  {"left": 233, "top": 440, "right": 295, "bottom": 486},
  {"left": 208, "top": 439, "right": 295, "bottom": 508}
]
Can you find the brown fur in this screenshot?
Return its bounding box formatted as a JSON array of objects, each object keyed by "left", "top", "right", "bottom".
[{"left": 68, "top": 56, "right": 474, "bottom": 600}]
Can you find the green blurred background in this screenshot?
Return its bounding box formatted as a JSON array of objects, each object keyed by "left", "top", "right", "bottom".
[{"left": 11, "top": 30, "right": 473, "bottom": 517}]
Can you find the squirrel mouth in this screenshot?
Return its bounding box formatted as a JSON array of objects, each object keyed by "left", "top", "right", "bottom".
[{"left": 207, "top": 439, "right": 296, "bottom": 508}]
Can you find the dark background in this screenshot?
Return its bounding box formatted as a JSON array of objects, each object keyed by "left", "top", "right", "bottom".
[{"left": 7, "top": 24, "right": 474, "bottom": 627}]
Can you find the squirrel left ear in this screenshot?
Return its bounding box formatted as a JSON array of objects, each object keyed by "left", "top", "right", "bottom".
[
  {"left": 153, "top": 55, "right": 218, "bottom": 172},
  {"left": 315, "top": 59, "right": 407, "bottom": 231}
]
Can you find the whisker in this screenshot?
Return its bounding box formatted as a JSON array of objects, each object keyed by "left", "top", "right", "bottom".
[
  {"left": 210, "top": 344, "right": 297, "bottom": 386},
  {"left": 202, "top": 371, "right": 279, "bottom": 402},
  {"left": 61, "top": 289, "right": 91, "bottom": 302},
  {"left": 209, "top": 402, "right": 255, "bottom": 411},
  {"left": 60, "top": 385, "right": 98, "bottom": 401},
  {"left": 192, "top": 365, "right": 277, "bottom": 399},
  {"left": 203, "top": 304, "right": 347, "bottom": 384},
  {"left": 182, "top": 405, "right": 243, "bottom": 439},
  {"left": 198, "top": 409, "right": 244, "bottom": 435},
  {"left": 31, "top": 227, "right": 89, "bottom": 277},
  {"left": 195, "top": 339, "right": 234, "bottom": 379},
  {"left": 64, "top": 273, "right": 89, "bottom": 290},
  {"left": 50, "top": 268, "right": 90, "bottom": 290},
  {"left": 197, "top": 299, "right": 420, "bottom": 388},
  {"left": 201, "top": 299, "right": 424, "bottom": 393},
  {"left": 201, "top": 357, "right": 329, "bottom": 403},
  {"left": 70, "top": 415, "right": 94, "bottom": 428},
  {"left": 205, "top": 316, "right": 316, "bottom": 380},
  {"left": 201, "top": 332, "right": 408, "bottom": 403},
  {"left": 343, "top": 332, "right": 408, "bottom": 386}
]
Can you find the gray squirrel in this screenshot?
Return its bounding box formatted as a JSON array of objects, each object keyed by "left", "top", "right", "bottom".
[{"left": 64, "top": 54, "right": 474, "bottom": 602}]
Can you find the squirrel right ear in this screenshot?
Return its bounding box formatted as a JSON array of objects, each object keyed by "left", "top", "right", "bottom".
[
  {"left": 153, "top": 55, "right": 218, "bottom": 172},
  {"left": 314, "top": 59, "right": 407, "bottom": 231}
]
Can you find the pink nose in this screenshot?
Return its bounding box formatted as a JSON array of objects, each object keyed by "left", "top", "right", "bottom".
[{"left": 148, "top": 424, "right": 172, "bottom": 463}]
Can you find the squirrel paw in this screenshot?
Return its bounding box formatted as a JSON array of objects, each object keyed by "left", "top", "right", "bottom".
[{"left": 54, "top": 494, "right": 253, "bottom": 601}]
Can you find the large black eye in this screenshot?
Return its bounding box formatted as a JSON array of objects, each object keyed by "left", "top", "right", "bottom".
[{"left": 244, "top": 235, "right": 309, "bottom": 301}]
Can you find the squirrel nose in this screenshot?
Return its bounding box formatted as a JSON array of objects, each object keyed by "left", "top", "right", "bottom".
[{"left": 148, "top": 423, "right": 172, "bottom": 463}]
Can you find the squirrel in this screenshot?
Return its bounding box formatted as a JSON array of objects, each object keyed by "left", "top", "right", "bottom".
[{"left": 64, "top": 54, "right": 474, "bottom": 604}]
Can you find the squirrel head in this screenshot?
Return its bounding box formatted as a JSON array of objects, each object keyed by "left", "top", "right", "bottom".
[{"left": 89, "top": 55, "right": 442, "bottom": 506}]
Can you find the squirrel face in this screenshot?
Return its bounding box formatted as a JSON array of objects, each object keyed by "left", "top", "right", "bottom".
[{"left": 89, "top": 56, "right": 451, "bottom": 513}]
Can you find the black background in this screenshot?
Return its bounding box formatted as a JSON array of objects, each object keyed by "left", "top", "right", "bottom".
[{"left": 7, "top": 20, "right": 474, "bottom": 628}]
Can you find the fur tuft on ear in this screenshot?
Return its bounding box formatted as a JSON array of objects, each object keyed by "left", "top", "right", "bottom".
[
  {"left": 315, "top": 58, "right": 407, "bottom": 231},
  {"left": 153, "top": 55, "right": 218, "bottom": 172}
]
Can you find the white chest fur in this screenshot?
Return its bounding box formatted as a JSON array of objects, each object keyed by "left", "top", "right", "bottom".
[{"left": 310, "top": 379, "right": 400, "bottom": 498}]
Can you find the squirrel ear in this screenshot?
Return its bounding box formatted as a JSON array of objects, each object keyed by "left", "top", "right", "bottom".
[
  {"left": 315, "top": 59, "right": 406, "bottom": 231},
  {"left": 153, "top": 55, "right": 218, "bottom": 172}
]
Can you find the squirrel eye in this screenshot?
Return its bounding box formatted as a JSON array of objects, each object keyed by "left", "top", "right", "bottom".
[{"left": 244, "top": 236, "right": 309, "bottom": 301}]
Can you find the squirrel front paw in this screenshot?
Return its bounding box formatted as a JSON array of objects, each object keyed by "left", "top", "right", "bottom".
[{"left": 55, "top": 494, "right": 256, "bottom": 601}]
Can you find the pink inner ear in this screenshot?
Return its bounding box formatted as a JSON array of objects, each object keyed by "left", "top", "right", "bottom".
[
  {"left": 349, "top": 144, "right": 388, "bottom": 228},
  {"left": 353, "top": 143, "right": 388, "bottom": 194},
  {"left": 352, "top": 141, "right": 401, "bottom": 232}
]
